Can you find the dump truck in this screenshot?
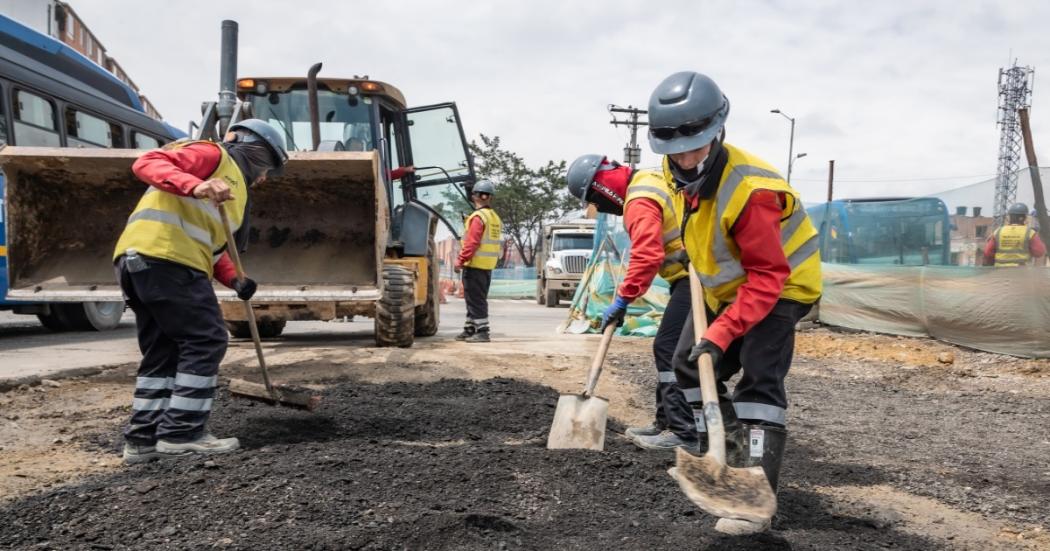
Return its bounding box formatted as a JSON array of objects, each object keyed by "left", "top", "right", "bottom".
[
  {"left": 0, "top": 20, "right": 476, "bottom": 347},
  {"left": 536, "top": 220, "right": 596, "bottom": 307}
]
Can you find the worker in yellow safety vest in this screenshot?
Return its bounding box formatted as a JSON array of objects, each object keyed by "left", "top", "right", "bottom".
[
  {"left": 983, "top": 202, "right": 1046, "bottom": 266},
  {"left": 115, "top": 119, "right": 288, "bottom": 464},
  {"left": 649, "top": 72, "right": 821, "bottom": 535},
  {"left": 454, "top": 179, "right": 503, "bottom": 342}
]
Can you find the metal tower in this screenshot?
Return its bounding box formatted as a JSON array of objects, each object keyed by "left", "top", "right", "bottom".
[{"left": 994, "top": 62, "right": 1034, "bottom": 222}]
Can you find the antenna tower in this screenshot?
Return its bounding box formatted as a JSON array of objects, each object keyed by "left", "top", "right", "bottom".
[{"left": 994, "top": 62, "right": 1034, "bottom": 222}]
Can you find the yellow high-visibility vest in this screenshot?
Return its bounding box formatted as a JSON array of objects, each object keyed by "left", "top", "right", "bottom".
[
  {"left": 463, "top": 207, "right": 502, "bottom": 270},
  {"left": 113, "top": 141, "right": 248, "bottom": 277},
  {"left": 994, "top": 224, "right": 1034, "bottom": 267},
  {"left": 623, "top": 169, "right": 687, "bottom": 284},
  {"left": 675, "top": 143, "right": 822, "bottom": 311}
]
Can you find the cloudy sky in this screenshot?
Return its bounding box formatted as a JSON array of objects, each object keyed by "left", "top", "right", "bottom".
[{"left": 71, "top": 0, "right": 1050, "bottom": 203}]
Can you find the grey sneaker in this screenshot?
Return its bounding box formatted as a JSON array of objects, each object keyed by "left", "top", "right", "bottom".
[
  {"left": 631, "top": 430, "right": 701, "bottom": 452},
  {"left": 715, "top": 517, "right": 772, "bottom": 535},
  {"left": 156, "top": 433, "right": 240, "bottom": 456},
  {"left": 464, "top": 330, "right": 490, "bottom": 342},
  {"left": 625, "top": 423, "right": 664, "bottom": 438},
  {"left": 455, "top": 327, "right": 475, "bottom": 341},
  {"left": 122, "top": 442, "right": 161, "bottom": 464}
]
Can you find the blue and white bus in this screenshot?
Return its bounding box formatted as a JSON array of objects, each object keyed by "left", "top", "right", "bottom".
[
  {"left": 0, "top": 13, "right": 182, "bottom": 330},
  {"left": 806, "top": 197, "right": 952, "bottom": 266}
]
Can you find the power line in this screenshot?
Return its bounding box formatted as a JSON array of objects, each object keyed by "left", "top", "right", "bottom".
[{"left": 792, "top": 173, "right": 1000, "bottom": 183}]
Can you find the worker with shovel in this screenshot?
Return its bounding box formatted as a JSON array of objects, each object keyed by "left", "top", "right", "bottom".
[
  {"left": 566, "top": 154, "right": 700, "bottom": 452},
  {"left": 454, "top": 179, "right": 503, "bottom": 343},
  {"left": 983, "top": 202, "right": 1046, "bottom": 266},
  {"left": 649, "top": 72, "right": 821, "bottom": 534},
  {"left": 114, "top": 119, "right": 288, "bottom": 464}
]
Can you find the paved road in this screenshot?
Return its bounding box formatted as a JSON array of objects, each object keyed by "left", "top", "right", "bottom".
[{"left": 0, "top": 299, "right": 570, "bottom": 386}]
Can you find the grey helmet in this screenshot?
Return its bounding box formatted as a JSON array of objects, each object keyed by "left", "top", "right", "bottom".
[
  {"left": 472, "top": 179, "right": 496, "bottom": 195},
  {"left": 566, "top": 154, "right": 605, "bottom": 200},
  {"left": 1008, "top": 202, "right": 1029, "bottom": 216},
  {"left": 647, "top": 72, "right": 730, "bottom": 155},
  {"left": 228, "top": 119, "right": 290, "bottom": 171}
]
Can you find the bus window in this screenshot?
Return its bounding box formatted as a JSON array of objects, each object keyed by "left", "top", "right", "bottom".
[
  {"left": 65, "top": 108, "right": 123, "bottom": 148},
  {"left": 132, "top": 131, "right": 160, "bottom": 149},
  {"left": 12, "top": 89, "right": 60, "bottom": 146}
]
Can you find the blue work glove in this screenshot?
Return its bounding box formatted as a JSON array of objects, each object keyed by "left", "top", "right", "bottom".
[
  {"left": 688, "top": 338, "right": 724, "bottom": 368},
  {"left": 234, "top": 277, "right": 257, "bottom": 301},
  {"left": 600, "top": 296, "right": 630, "bottom": 331}
]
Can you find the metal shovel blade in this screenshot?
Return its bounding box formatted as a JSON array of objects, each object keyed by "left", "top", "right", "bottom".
[
  {"left": 565, "top": 318, "right": 592, "bottom": 334},
  {"left": 546, "top": 394, "right": 609, "bottom": 450},
  {"left": 673, "top": 448, "right": 777, "bottom": 523}
]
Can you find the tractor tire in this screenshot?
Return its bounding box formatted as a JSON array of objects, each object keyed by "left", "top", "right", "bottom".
[
  {"left": 41, "top": 302, "right": 124, "bottom": 331},
  {"left": 414, "top": 242, "right": 440, "bottom": 337},
  {"left": 226, "top": 320, "right": 287, "bottom": 339},
  {"left": 545, "top": 288, "right": 559, "bottom": 308},
  {"left": 376, "top": 265, "right": 416, "bottom": 348}
]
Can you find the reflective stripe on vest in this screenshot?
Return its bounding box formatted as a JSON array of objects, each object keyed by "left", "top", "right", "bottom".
[
  {"left": 113, "top": 141, "right": 248, "bottom": 277},
  {"left": 677, "top": 144, "right": 822, "bottom": 309},
  {"left": 624, "top": 172, "right": 688, "bottom": 283},
  {"left": 994, "top": 224, "right": 1033, "bottom": 266},
  {"left": 463, "top": 207, "right": 503, "bottom": 270}
]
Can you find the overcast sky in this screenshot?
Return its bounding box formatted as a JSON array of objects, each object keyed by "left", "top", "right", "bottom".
[{"left": 71, "top": 0, "right": 1050, "bottom": 203}]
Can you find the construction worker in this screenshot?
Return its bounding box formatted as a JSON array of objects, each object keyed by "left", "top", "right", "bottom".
[
  {"left": 566, "top": 154, "right": 699, "bottom": 452},
  {"left": 115, "top": 119, "right": 288, "bottom": 464},
  {"left": 982, "top": 202, "right": 1046, "bottom": 266},
  {"left": 650, "top": 72, "right": 822, "bottom": 535},
  {"left": 454, "top": 179, "right": 502, "bottom": 342}
]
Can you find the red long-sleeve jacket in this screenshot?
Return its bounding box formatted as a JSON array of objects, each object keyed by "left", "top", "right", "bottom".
[
  {"left": 686, "top": 190, "right": 793, "bottom": 352},
  {"left": 982, "top": 228, "right": 1046, "bottom": 265},
  {"left": 456, "top": 216, "right": 484, "bottom": 268},
  {"left": 130, "top": 143, "right": 239, "bottom": 288},
  {"left": 617, "top": 198, "right": 665, "bottom": 301}
]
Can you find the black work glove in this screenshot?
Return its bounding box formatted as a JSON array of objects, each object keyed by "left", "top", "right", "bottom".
[
  {"left": 234, "top": 277, "right": 257, "bottom": 301},
  {"left": 688, "top": 338, "right": 724, "bottom": 368}
]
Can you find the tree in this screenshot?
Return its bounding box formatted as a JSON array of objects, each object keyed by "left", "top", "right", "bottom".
[{"left": 469, "top": 134, "right": 577, "bottom": 267}]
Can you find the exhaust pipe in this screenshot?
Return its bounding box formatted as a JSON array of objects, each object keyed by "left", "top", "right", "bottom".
[
  {"left": 307, "top": 62, "right": 323, "bottom": 151},
  {"left": 217, "top": 20, "right": 239, "bottom": 136}
]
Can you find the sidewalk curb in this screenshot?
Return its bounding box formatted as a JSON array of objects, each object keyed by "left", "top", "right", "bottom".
[{"left": 0, "top": 362, "right": 134, "bottom": 393}]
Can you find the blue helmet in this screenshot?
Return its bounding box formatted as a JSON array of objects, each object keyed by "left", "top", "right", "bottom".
[
  {"left": 647, "top": 72, "right": 730, "bottom": 155},
  {"left": 228, "top": 119, "right": 290, "bottom": 172},
  {"left": 472, "top": 179, "right": 496, "bottom": 195}
]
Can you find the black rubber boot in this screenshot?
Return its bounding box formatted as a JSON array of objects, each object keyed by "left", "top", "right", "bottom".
[
  {"left": 455, "top": 326, "right": 476, "bottom": 341},
  {"left": 465, "top": 328, "right": 490, "bottom": 342},
  {"left": 716, "top": 423, "right": 787, "bottom": 535}
]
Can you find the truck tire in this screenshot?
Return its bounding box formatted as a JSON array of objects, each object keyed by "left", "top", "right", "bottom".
[
  {"left": 545, "top": 288, "right": 559, "bottom": 308},
  {"left": 226, "top": 320, "right": 287, "bottom": 339},
  {"left": 376, "top": 265, "right": 415, "bottom": 347},
  {"left": 414, "top": 242, "right": 440, "bottom": 337},
  {"left": 41, "top": 302, "right": 124, "bottom": 331},
  {"left": 536, "top": 280, "right": 546, "bottom": 305}
]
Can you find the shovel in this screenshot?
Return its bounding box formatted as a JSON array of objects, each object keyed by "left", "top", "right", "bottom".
[
  {"left": 218, "top": 204, "right": 321, "bottom": 411},
  {"left": 546, "top": 323, "right": 616, "bottom": 450},
  {"left": 673, "top": 267, "right": 776, "bottom": 522}
]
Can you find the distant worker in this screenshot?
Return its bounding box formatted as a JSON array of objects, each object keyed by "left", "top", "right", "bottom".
[
  {"left": 389, "top": 165, "right": 415, "bottom": 180},
  {"left": 454, "top": 179, "right": 502, "bottom": 342},
  {"left": 115, "top": 119, "right": 288, "bottom": 464},
  {"left": 566, "top": 154, "right": 700, "bottom": 453},
  {"left": 652, "top": 72, "right": 822, "bottom": 535},
  {"left": 983, "top": 202, "right": 1046, "bottom": 266}
]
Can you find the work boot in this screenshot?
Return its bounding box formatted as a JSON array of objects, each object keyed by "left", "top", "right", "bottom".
[
  {"left": 455, "top": 326, "right": 475, "bottom": 341},
  {"left": 464, "top": 328, "right": 490, "bottom": 342},
  {"left": 624, "top": 423, "right": 664, "bottom": 438},
  {"left": 156, "top": 433, "right": 240, "bottom": 456},
  {"left": 714, "top": 423, "right": 788, "bottom": 536},
  {"left": 122, "top": 442, "right": 161, "bottom": 465},
  {"left": 631, "top": 430, "right": 702, "bottom": 453}
]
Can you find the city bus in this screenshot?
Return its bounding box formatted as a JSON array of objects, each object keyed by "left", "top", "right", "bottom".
[
  {"left": 806, "top": 197, "right": 952, "bottom": 266},
  {"left": 0, "top": 13, "right": 182, "bottom": 330}
]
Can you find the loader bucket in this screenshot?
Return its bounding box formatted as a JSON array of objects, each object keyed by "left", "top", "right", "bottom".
[{"left": 0, "top": 146, "right": 385, "bottom": 303}]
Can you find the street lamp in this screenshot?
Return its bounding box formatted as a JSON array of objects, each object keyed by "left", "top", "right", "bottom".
[
  {"left": 770, "top": 109, "right": 797, "bottom": 183},
  {"left": 793, "top": 152, "right": 808, "bottom": 177}
]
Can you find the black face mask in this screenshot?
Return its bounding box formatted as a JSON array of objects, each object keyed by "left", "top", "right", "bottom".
[
  {"left": 224, "top": 141, "right": 278, "bottom": 187},
  {"left": 672, "top": 139, "right": 727, "bottom": 200}
]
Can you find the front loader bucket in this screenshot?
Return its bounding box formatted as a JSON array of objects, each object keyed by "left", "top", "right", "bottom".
[{"left": 0, "top": 146, "right": 384, "bottom": 303}]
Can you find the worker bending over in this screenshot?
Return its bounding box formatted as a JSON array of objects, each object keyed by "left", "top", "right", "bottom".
[
  {"left": 116, "top": 120, "right": 288, "bottom": 464},
  {"left": 455, "top": 180, "right": 502, "bottom": 343},
  {"left": 651, "top": 72, "right": 822, "bottom": 535},
  {"left": 566, "top": 154, "right": 699, "bottom": 452},
  {"left": 983, "top": 202, "right": 1046, "bottom": 266}
]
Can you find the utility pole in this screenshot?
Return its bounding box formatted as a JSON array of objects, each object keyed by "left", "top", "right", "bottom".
[
  {"left": 826, "top": 160, "right": 835, "bottom": 202},
  {"left": 609, "top": 105, "right": 648, "bottom": 170},
  {"left": 1018, "top": 107, "right": 1050, "bottom": 251}
]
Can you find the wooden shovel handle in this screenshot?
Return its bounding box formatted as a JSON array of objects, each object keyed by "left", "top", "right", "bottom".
[
  {"left": 688, "top": 266, "right": 727, "bottom": 464},
  {"left": 583, "top": 323, "right": 617, "bottom": 397}
]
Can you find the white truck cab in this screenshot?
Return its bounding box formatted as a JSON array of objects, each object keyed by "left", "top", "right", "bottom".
[{"left": 536, "top": 220, "right": 596, "bottom": 307}]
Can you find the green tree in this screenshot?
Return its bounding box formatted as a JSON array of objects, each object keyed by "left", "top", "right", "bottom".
[{"left": 469, "top": 134, "right": 577, "bottom": 267}]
